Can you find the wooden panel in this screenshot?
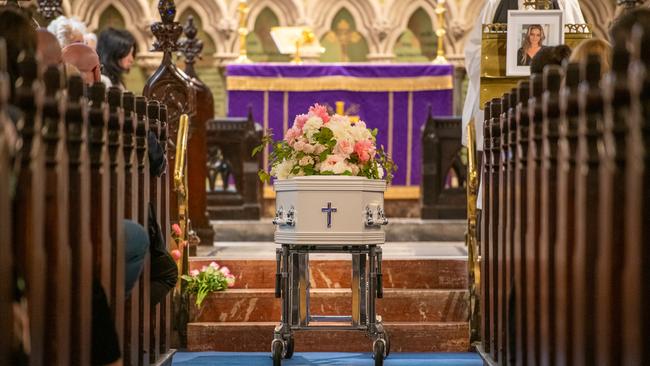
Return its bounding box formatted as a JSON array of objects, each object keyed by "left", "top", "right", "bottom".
[
  {"left": 135, "top": 96, "right": 151, "bottom": 366},
  {"left": 539, "top": 67, "right": 562, "bottom": 365},
  {"left": 88, "top": 82, "right": 112, "bottom": 304},
  {"left": 554, "top": 62, "right": 580, "bottom": 366},
  {"left": 41, "top": 66, "right": 71, "bottom": 365},
  {"left": 65, "top": 75, "right": 93, "bottom": 366},
  {"left": 572, "top": 56, "right": 603, "bottom": 366},
  {"left": 122, "top": 91, "right": 140, "bottom": 366},
  {"left": 525, "top": 74, "right": 543, "bottom": 366},
  {"left": 13, "top": 55, "right": 47, "bottom": 366},
  {"left": 0, "top": 55, "right": 14, "bottom": 366},
  {"left": 107, "top": 87, "right": 126, "bottom": 347}
]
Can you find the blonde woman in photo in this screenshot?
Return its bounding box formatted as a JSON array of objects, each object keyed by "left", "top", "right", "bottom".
[{"left": 518, "top": 24, "right": 546, "bottom": 66}]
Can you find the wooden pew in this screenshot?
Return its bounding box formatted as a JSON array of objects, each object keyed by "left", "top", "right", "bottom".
[
  {"left": 573, "top": 55, "right": 604, "bottom": 366},
  {"left": 12, "top": 54, "right": 47, "bottom": 366},
  {"left": 504, "top": 89, "right": 518, "bottom": 365},
  {"left": 122, "top": 91, "right": 141, "bottom": 366},
  {"left": 488, "top": 98, "right": 501, "bottom": 361},
  {"left": 496, "top": 91, "right": 509, "bottom": 364},
  {"left": 622, "top": 28, "right": 650, "bottom": 366},
  {"left": 65, "top": 75, "right": 92, "bottom": 366},
  {"left": 41, "top": 65, "right": 71, "bottom": 365},
  {"left": 180, "top": 15, "right": 214, "bottom": 245},
  {"left": 539, "top": 66, "right": 562, "bottom": 365},
  {"left": 525, "top": 74, "right": 543, "bottom": 366},
  {"left": 148, "top": 100, "right": 162, "bottom": 363},
  {"left": 513, "top": 80, "right": 530, "bottom": 366},
  {"left": 596, "top": 46, "right": 630, "bottom": 366},
  {"left": 0, "top": 39, "right": 15, "bottom": 366},
  {"left": 480, "top": 100, "right": 492, "bottom": 355},
  {"left": 554, "top": 62, "right": 580, "bottom": 366},
  {"left": 107, "top": 86, "right": 126, "bottom": 345}
]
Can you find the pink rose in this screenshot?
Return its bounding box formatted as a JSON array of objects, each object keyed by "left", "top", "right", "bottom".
[
  {"left": 190, "top": 269, "right": 200, "bottom": 277},
  {"left": 293, "top": 114, "right": 308, "bottom": 130},
  {"left": 354, "top": 140, "right": 376, "bottom": 163},
  {"left": 284, "top": 127, "right": 302, "bottom": 145},
  {"left": 309, "top": 103, "right": 330, "bottom": 124},
  {"left": 172, "top": 223, "right": 182, "bottom": 236},
  {"left": 226, "top": 274, "right": 236, "bottom": 287},
  {"left": 334, "top": 139, "right": 354, "bottom": 156},
  {"left": 294, "top": 140, "right": 306, "bottom": 152},
  {"left": 171, "top": 249, "right": 182, "bottom": 261}
]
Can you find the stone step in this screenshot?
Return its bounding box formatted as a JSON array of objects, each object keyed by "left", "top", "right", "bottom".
[
  {"left": 190, "top": 257, "right": 468, "bottom": 289},
  {"left": 190, "top": 288, "right": 468, "bottom": 323},
  {"left": 210, "top": 218, "right": 466, "bottom": 242},
  {"left": 187, "top": 322, "right": 469, "bottom": 352}
]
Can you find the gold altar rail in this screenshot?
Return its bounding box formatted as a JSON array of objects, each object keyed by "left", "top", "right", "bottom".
[{"left": 227, "top": 75, "right": 453, "bottom": 92}]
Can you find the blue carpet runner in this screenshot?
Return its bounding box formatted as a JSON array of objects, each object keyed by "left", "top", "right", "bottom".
[{"left": 172, "top": 352, "right": 483, "bottom": 365}]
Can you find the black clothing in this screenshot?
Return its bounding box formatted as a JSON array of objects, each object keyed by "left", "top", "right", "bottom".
[
  {"left": 492, "top": 0, "right": 560, "bottom": 23},
  {"left": 147, "top": 130, "right": 167, "bottom": 177},
  {"left": 517, "top": 47, "right": 534, "bottom": 66},
  {"left": 148, "top": 202, "right": 178, "bottom": 306},
  {"left": 91, "top": 279, "right": 121, "bottom": 365}
]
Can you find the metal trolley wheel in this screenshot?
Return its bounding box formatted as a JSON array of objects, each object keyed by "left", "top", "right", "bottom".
[
  {"left": 271, "top": 339, "right": 283, "bottom": 366},
  {"left": 372, "top": 338, "right": 386, "bottom": 366}
]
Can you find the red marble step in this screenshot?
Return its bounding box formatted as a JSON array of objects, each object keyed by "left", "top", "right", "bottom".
[
  {"left": 190, "top": 288, "right": 468, "bottom": 323},
  {"left": 187, "top": 321, "right": 469, "bottom": 352},
  {"left": 190, "top": 259, "right": 467, "bottom": 289}
]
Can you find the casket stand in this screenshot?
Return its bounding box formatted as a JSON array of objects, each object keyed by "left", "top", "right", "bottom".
[{"left": 271, "top": 176, "right": 390, "bottom": 366}]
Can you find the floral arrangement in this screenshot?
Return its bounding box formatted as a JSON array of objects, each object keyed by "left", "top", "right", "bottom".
[
  {"left": 253, "top": 104, "right": 396, "bottom": 182},
  {"left": 170, "top": 223, "right": 185, "bottom": 262},
  {"left": 181, "top": 262, "right": 236, "bottom": 307}
]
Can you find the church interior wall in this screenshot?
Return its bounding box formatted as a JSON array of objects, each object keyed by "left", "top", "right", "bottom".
[{"left": 54, "top": 0, "right": 647, "bottom": 116}]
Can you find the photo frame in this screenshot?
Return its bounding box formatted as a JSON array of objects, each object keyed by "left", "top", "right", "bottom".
[{"left": 506, "top": 10, "right": 564, "bottom": 76}]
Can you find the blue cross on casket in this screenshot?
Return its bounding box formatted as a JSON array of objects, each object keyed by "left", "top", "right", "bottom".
[{"left": 321, "top": 202, "right": 337, "bottom": 228}]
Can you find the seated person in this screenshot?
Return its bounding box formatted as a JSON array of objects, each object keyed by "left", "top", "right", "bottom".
[{"left": 529, "top": 44, "right": 572, "bottom": 75}]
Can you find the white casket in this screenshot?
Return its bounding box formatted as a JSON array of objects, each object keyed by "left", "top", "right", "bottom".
[{"left": 273, "top": 176, "right": 388, "bottom": 245}]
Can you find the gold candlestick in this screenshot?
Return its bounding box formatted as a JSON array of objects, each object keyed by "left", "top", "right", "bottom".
[
  {"left": 235, "top": 0, "right": 252, "bottom": 63},
  {"left": 432, "top": 0, "right": 449, "bottom": 65}
]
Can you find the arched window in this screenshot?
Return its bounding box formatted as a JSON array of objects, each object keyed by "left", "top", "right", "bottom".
[
  {"left": 246, "top": 7, "right": 289, "bottom": 62},
  {"left": 320, "top": 8, "right": 368, "bottom": 62},
  {"left": 394, "top": 8, "right": 437, "bottom": 62},
  {"left": 178, "top": 8, "right": 217, "bottom": 55},
  {"left": 97, "top": 5, "right": 125, "bottom": 33}
]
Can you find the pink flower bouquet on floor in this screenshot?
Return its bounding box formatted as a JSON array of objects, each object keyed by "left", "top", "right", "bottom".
[
  {"left": 253, "top": 104, "right": 396, "bottom": 182},
  {"left": 181, "top": 261, "right": 236, "bottom": 307}
]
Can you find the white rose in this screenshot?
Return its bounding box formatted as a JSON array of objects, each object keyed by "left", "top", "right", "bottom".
[
  {"left": 299, "top": 156, "right": 314, "bottom": 166},
  {"left": 273, "top": 158, "right": 296, "bottom": 180},
  {"left": 303, "top": 116, "right": 324, "bottom": 141}
]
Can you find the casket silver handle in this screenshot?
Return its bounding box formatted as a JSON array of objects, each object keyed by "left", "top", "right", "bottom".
[
  {"left": 272, "top": 206, "right": 296, "bottom": 227},
  {"left": 365, "top": 205, "right": 389, "bottom": 227}
]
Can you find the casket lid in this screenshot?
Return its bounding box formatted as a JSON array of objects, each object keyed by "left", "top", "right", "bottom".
[{"left": 274, "top": 176, "right": 386, "bottom": 192}]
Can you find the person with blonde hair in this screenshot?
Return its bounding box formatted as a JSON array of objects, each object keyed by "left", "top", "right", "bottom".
[
  {"left": 518, "top": 24, "right": 546, "bottom": 66},
  {"left": 569, "top": 38, "right": 612, "bottom": 76}
]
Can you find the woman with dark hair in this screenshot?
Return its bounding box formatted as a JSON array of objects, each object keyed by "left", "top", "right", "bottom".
[
  {"left": 96, "top": 27, "right": 136, "bottom": 89},
  {"left": 517, "top": 24, "right": 546, "bottom": 66}
]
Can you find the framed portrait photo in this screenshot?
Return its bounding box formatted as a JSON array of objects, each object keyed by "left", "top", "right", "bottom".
[{"left": 506, "top": 10, "right": 564, "bottom": 76}]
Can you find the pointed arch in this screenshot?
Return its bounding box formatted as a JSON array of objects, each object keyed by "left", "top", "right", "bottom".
[
  {"left": 175, "top": 0, "right": 228, "bottom": 55},
  {"left": 386, "top": 1, "right": 440, "bottom": 55},
  {"left": 242, "top": 0, "right": 301, "bottom": 29},
  {"left": 311, "top": 0, "right": 379, "bottom": 51},
  {"left": 75, "top": 0, "right": 151, "bottom": 56}
]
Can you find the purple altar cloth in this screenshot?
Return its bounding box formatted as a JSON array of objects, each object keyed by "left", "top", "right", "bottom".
[{"left": 226, "top": 64, "right": 454, "bottom": 187}]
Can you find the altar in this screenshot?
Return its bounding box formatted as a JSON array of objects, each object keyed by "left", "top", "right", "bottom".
[{"left": 226, "top": 63, "right": 454, "bottom": 195}]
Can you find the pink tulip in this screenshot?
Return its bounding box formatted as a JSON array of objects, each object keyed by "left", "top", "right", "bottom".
[
  {"left": 172, "top": 224, "right": 182, "bottom": 236},
  {"left": 170, "top": 249, "right": 182, "bottom": 261},
  {"left": 190, "top": 269, "right": 200, "bottom": 277},
  {"left": 209, "top": 262, "right": 220, "bottom": 270},
  {"left": 219, "top": 266, "right": 231, "bottom": 276}
]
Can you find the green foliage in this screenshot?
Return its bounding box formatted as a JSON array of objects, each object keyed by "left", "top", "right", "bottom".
[{"left": 181, "top": 265, "right": 230, "bottom": 307}]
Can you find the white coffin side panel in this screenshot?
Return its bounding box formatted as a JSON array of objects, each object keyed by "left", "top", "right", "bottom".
[{"left": 273, "top": 176, "right": 387, "bottom": 245}]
